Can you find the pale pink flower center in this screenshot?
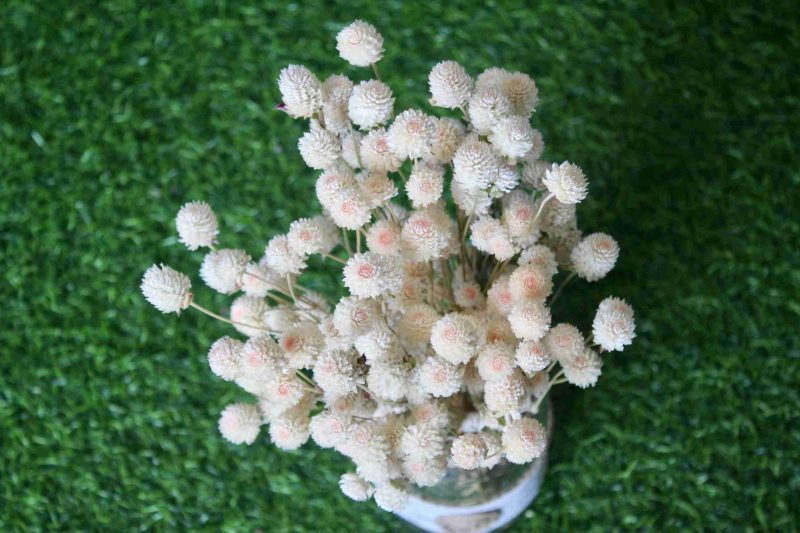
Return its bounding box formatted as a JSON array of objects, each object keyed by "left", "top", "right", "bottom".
[{"left": 357, "top": 263, "right": 375, "bottom": 279}]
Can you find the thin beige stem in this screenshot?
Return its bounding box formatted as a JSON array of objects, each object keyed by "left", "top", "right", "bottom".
[
  {"left": 371, "top": 62, "right": 381, "bottom": 80},
  {"left": 341, "top": 228, "right": 352, "bottom": 256},
  {"left": 190, "top": 302, "right": 271, "bottom": 332},
  {"left": 550, "top": 272, "right": 576, "bottom": 306},
  {"left": 356, "top": 227, "right": 361, "bottom": 254},
  {"left": 531, "top": 192, "right": 555, "bottom": 227},
  {"left": 286, "top": 274, "right": 297, "bottom": 304},
  {"left": 319, "top": 252, "right": 347, "bottom": 265}
]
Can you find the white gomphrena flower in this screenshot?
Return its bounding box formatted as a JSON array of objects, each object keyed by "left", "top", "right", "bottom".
[
  {"left": 262, "top": 305, "right": 298, "bottom": 333},
  {"left": 348, "top": 80, "right": 394, "bottom": 129},
  {"left": 451, "top": 433, "right": 488, "bottom": 470},
  {"left": 515, "top": 340, "right": 551, "bottom": 374},
  {"left": 343, "top": 252, "right": 402, "bottom": 298},
  {"left": 333, "top": 296, "right": 381, "bottom": 338},
  {"left": 401, "top": 205, "right": 454, "bottom": 261},
  {"left": 502, "top": 190, "right": 537, "bottom": 240},
  {"left": 487, "top": 274, "right": 515, "bottom": 316},
  {"left": 278, "top": 65, "right": 322, "bottom": 119},
  {"left": 509, "top": 264, "right": 553, "bottom": 302},
  {"left": 470, "top": 216, "right": 515, "bottom": 261},
  {"left": 428, "top": 60, "right": 473, "bottom": 109},
  {"left": 571, "top": 233, "right": 620, "bottom": 282},
  {"left": 592, "top": 297, "right": 636, "bottom": 352},
  {"left": 518, "top": 245, "right": 558, "bottom": 276},
  {"left": 288, "top": 218, "right": 326, "bottom": 256},
  {"left": 468, "top": 85, "right": 512, "bottom": 135},
  {"left": 314, "top": 349, "right": 358, "bottom": 396},
  {"left": 484, "top": 369, "right": 526, "bottom": 415},
  {"left": 240, "top": 335, "right": 282, "bottom": 377},
  {"left": 475, "top": 67, "right": 511, "bottom": 90},
  {"left": 315, "top": 160, "right": 357, "bottom": 205},
  {"left": 262, "top": 372, "right": 307, "bottom": 412},
  {"left": 200, "top": 249, "right": 250, "bottom": 294},
  {"left": 366, "top": 220, "right": 402, "bottom": 256},
  {"left": 348, "top": 420, "right": 389, "bottom": 461},
  {"left": 175, "top": 201, "right": 217, "bottom": 250},
  {"left": 218, "top": 403, "right": 261, "bottom": 445},
  {"left": 406, "top": 163, "right": 444, "bottom": 208},
  {"left": 494, "top": 164, "right": 520, "bottom": 195},
  {"left": 563, "top": 347, "right": 603, "bottom": 388},
  {"left": 508, "top": 300, "right": 551, "bottom": 341},
  {"left": 360, "top": 128, "right": 402, "bottom": 172},
  {"left": 521, "top": 159, "right": 549, "bottom": 191},
  {"left": 452, "top": 274, "right": 485, "bottom": 309},
  {"left": 319, "top": 316, "right": 353, "bottom": 352},
  {"left": 279, "top": 322, "right": 324, "bottom": 369},
  {"left": 480, "top": 430, "right": 503, "bottom": 469},
  {"left": 398, "top": 303, "right": 440, "bottom": 345},
  {"left": 230, "top": 295, "right": 268, "bottom": 337},
  {"left": 240, "top": 262, "right": 274, "bottom": 298},
  {"left": 387, "top": 109, "right": 437, "bottom": 160},
  {"left": 141, "top": 264, "right": 192, "bottom": 314},
  {"left": 358, "top": 171, "right": 398, "bottom": 208},
  {"left": 453, "top": 137, "right": 502, "bottom": 190},
  {"left": 412, "top": 400, "right": 451, "bottom": 428},
  {"left": 322, "top": 74, "right": 354, "bottom": 134},
  {"left": 336, "top": 20, "right": 384, "bottom": 67},
  {"left": 451, "top": 179, "right": 492, "bottom": 217},
  {"left": 269, "top": 409, "right": 310, "bottom": 450},
  {"left": 310, "top": 410, "right": 352, "bottom": 449},
  {"left": 429, "top": 117, "right": 465, "bottom": 164},
  {"left": 367, "top": 361, "right": 409, "bottom": 401},
  {"left": 543, "top": 161, "right": 588, "bottom": 204},
  {"left": 264, "top": 235, "right": 307, "bottom": 276},
  {"left": 543, "top": 323, "right": 584, "bottom": 364},
  {"left": 430, "top": 313, "right": 481, "bottom": 365},
  {"left": 207, "top": 336, "right": 244, "bottom": 381},
  {"left": 328, "top": 189, "right": 373, "bottom": 230},
  {"left": 403, "top": 455, "right": 447, "bottom": 487},
  {"left": 501, "top": 72, "right": 538, "bottom": 117},
  {"left": 419, "top": 356, "right": 464, "bottom": 398},
  {"left": 374, "top": 483, "right": 409, "bottom": 513},
  {"left": 340, "top": 130, "right": 362, "bottom": 169},
  {"left": 400, "top": 424, "right": 445, "bottom": 460},
  {"left": 298, "top": 125, "right": 341, "bottom": 170},
  {"left": 339, "top": 473, "right": 374, "bottom": 501},
  {"left": 475, "top": 343, "right": 516, "bottom": 382},
  {"left": 489, "top": 115, "right": 535, "bottom": 159},
  {"left": 502, "top": 417, "right": 547, "bottom": 464}
]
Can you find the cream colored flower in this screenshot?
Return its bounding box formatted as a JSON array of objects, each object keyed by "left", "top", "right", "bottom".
[
  {"left": 264, "top": 235, "right": 307, "bottom": 276},
  {"left": 543, "top": 323, "right": 584, "bottom": 364},
  {"left": 176, "top": 201, "right": 217, "bottom": 250},
  {"left": 592, "top": 297, "right": 636, "bottom": 351},
  {"left": 278, "top": 65, "right": 321, "bottom": 118},
  {"left": 298, "top": 125, "right": 341, "bottom": 170},
  {"left": 484, "top": 369, "right": 526, "bottom": 415},
  {"left": 360, "top": 128, "right": 402, "bottom": 172},
  {"left": 336, "top": 20, "right": 384, "bottom": 67},
  {"left": 343, "top": 252, "right": 403, "bottom": 298},
  {"left": 428, "top": 60, "right": 473, "bottom": 108},
  {"left": 429, "top": 117, "right": 465, "bottom": 164},
  {"left": 365, "top": 220, "right": 402, "bottom": 256},
  {"left": 230, "top": 295, "right": 268, "bottom": 337},
  {"left": 543, "top": 161, "right": 588, "bottom": 204},
  {"left": 502, "top": 72, "right": 538, "bottom": 116},
  {"left": 563, "top": 347, "right": 602, "bottom": 388},
  {"left": 452, "top": 137, "right": 501, "bottom": 190},
  {"left": 430, "top": 313, "right": 481, "bottom": 365},
  {"left": 200, "top": 249, "right": 250, "bottom": 294},
  {"left": 207, "top": 336, "right": 244, "bottom": 381},
  {"left": 489, "top": 115, "right": 535, "bottom": 159},
  {"left": 508, "top": 300, "right": 551, "bottom": 341},
  {"left": 218, "top": 403, "right": 261, "bottom": 445},
  {"left": 476, "top": 343, "right": 516, "bottom": 382},
  {"left": 509, "top": 264, "right": 553, "bottom": 302},
  {"left": 518, "top": 245, "right": 558, "bottom": 276},
  {"left": 374, "top": 483, "right": 409, "bottom": 512},
  {"left": 367, "top": 361, "right": 409, "bottom": 401},
  {"left": 387, "top": 109, "right": 436, "bottom": 160},
  {"left": 313, "top": 349, "right": 359, "bottom": 396},
  {"left": 326, "top": 189, "right": 373, "bottom": 230},
  {"left": 349, "top": 80, "right": 394, "bottom": 129},
  {"left": 269, "top": 409, "right": 310, "bottom": 450},
  {"left": 502, "top": 417, "right": 546, "bottom": 464},
  {"left": 515, "top": 341, "right": 551, "bottom": 374},
  {"left": 141, "top": 264, "right": 192, "bottom": 314},
  {"left": 571, "top": 233, "right": 620, "bottom": 281},
  {"left": 279, "top": 322, "right": 324, "bottom": 369},
  {"left": 419, "top": 356, "right": 464, "bottom": 398},
  {"left": 451, "top": 433, "right": 488, "bottom": 470},
  {"left": 339, "top": 473, "right": 374, "bottom": 501},
  {"left": 468, "top": 85, "right": 512, "bottom": 135},
  {"left": 401, "top": 205, "right": 454, "bottom": 261},
  {"left": 406, "top": 163, "right": 444, "bottom": 208}
]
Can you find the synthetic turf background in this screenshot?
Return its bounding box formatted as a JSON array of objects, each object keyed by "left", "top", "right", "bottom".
[{"left": 2, "top": 1, "right": 799, "bottom": 530}]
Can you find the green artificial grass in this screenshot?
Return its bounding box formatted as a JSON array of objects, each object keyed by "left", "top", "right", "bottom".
[{"left": 2, "top": 1, "right": 799, "bottom": 530}]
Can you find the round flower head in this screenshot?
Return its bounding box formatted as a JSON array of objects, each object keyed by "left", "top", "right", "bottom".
[
  {"left": 360, "top": 128, "right": 402, "bottom": 172},
  {"left": 240, "top": 335, "right": 283, "bottom": 377},
  {"left": 355, "top": 326, "right": 402, "bottom": 364},
  {"left": 430, "top": 313, "right": 481, "bottom": 365},
  {"left": 518, "top": 245, "right": 558, "bottom": 277},
  {"left": 218, "top": 403, "right": 261, "bottom": 445},
  {"left": 502, "top": 417, "right": 547, "bottom": 464},
  {"left": 333, "top": 296, "right": 382, "bottom": 338},
  {"left": 406, "top": 163, "right": 444, "bottom": 208},
  {"left": 387, "top": 109, "right": 436, "bottom": 160},
  {"left": 451, "top": 433, "right": 488, "bottom": 470},
  {"left": 543, "top": 323, "right": 584, "bottom": 364},
  {"left": 452, "top": 274, "right": 485, "bottom": 309},
  {"left": 509, "top": 264, "right": 553, "bottom": 302},
  {"left": 543, "top": 161, "right": 588, "bottom": 204},
  {"left": 470, "top": 216, "right": 515, "bottom": 261},
  {"left": 279, "top": 322, "right": 324, "bottom": 369},
  {"left": 508, "top": 300, "right": 551, "bottom": 341},
  {"left": 563, "top": 347, "right": 603, "bottom": 388},
  {"left": 366, "top": 220, "right": 402, "bottom": 256},
  {"left": 327, "top": 189, "right": 373, "bottom": 230},
  {"left": 571, "top": 233, "right": 620, "bottom": 281},
  {"left": 311, "top": 410, "right": 352, "bottom": 449},
  {"left": 451, "top": 179, "right": 492, "bottom": 217},
  {"left": 278, "top": 65, "right": 322, "bottom": 119},
  {"left": 321, "top": 74, "right": 354, "bottom": 134},
  {"left": 348, "top": 80, "right": 394, "bottom": 129},
  {"left": 400, "top": 423, "right": 445, "bottom": 460},
  {"left": 288, "top": 217, "right": 328, "bottom": 256},
  {"left": 521, "top": 159, "right": 549, "bottom": 190},
  {"left": 428, "top": 60, "right": 473, "bottom": 109},
  {"left": 264, "top": 235, "right": 307, "bottom": 276},
  {"left": 485, "top": 316, "right": 516, "bottom": 345},
  {"left": 468, "top": 85, "right": 512, "bottom": 135},
  {"left": 336, "top": 20, "right": 384, "bottom": 67},
  {"left": 343, "top": 252, "right": 402, "bottom": 298},
  {"left": 358, "top": 172, "right": 398, "bottom": 209},
  {"left": 262, "top": 372, "right": 307, "bottom": 412},
  {"left": 374, "top": 483, "right": 409, "bottom": 513},
  {"left": 175, "top": 201, "right": 217, "bottom": 250},
  {"left": 502, "top": 190, "right": 538, "bottom": 240},
  {"left": 419, "top": 356, "right": 464, "bottom": 398},
  {"left": 515, "top": 340, "right": 551, "bottom": 374},
  {"left": 314, "top": 349, "right": 359, "bottom": 396},
  {"left": 200, "top": 249, "right": 250, "bottom": 294},
  {"left": 412, "top": 400, "right": 451, "bottom": 429},
  {"left": 401, "top": 205, "right": 454, "bottom": 261},
  {"left": 487, "top": 274, "right": 515, "bottom": 316},
  {"left": 398, "top": 303, "right": 440, "bottom": 345},
  {"left": 429, "top": 117, "right": 465, "bottom": 164},
  {"left": 298, "top": 125, "right": 341, "bottom": 170},
  {"left": 315, "top": 161, "right": 357, "bottom": 206},
  {"left": 592, "top": 297, "right": 636, "bottom": 351},
  {"left": 367, "top": 361, "right": 409, "bottom": 402},
  {"left": 484, "top": 369, "right": 526, "bottom": 415},
  {"left": 475, "top": 67, "right": 511, "bottom": 90},
  {"left": 230, "top": 295, "right": 269, "bottom": 337},
  {"left": 453, "top": 137, "right": 502, "bottom": 190},
  {"left": 347, "top": 420, "right": 390, "bottom": 463},
  {"left": 207, "top": 336, "right": 244, "bottom": 381},
  {"left": 501, "top": 72, "right": 538, "bottom": 116},
  {"left": 240, "top": 262, "right": 277, "bottom": 298},
  {"left": 403, "top": 455, "right": 447, "bottom": 487},
  {"left": 489, "top": 115, "right": 535, "bottom": 159},
  {"left": 339, "top": 473, "right": 374, "bottom": 502},
  {"left": 475, "top": 343, "right": 516, "bottom": 382},
  {"left": 141, "top": 264, "right": 192, "bottom": 314},
  {"left": 269, "top": 410, "right": 310, "bottom": 451}
]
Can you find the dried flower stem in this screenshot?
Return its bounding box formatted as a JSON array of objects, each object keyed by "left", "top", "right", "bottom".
[
  {"left": 531, "top": 192, "right": 555, "bottom": 226},
  {"left": 320, "top": 252, "right": 348, "bottom": 265},
  {"left": 190, "top": 302, "right": 271, "bottom": 332},
  {"left": 550, "top": 271, "right": 576, "bottom": 306}
]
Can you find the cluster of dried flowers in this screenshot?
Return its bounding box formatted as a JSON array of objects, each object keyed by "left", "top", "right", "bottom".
[{"left": 141, "top": 20, "right": 636, "bottom": 514}]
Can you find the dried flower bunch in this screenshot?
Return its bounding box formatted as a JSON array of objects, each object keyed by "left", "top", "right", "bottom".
[{"left": 142, "top": 20, "right": 636, "bottom": 514}]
